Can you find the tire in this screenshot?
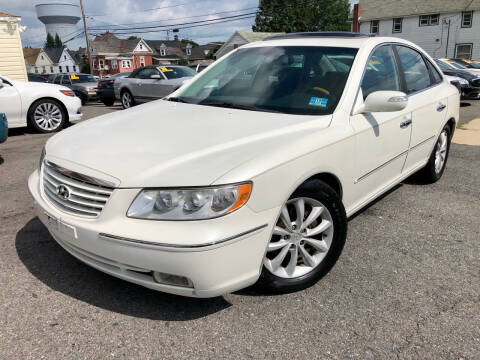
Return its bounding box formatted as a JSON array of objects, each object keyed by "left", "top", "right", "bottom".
[
  {"left": 121, "top": 90, "right": 135, "bottom": 109},
  {"left": 102, "top": 99, "right": 115, "bottom": 106},
  {"left": 256, "top": 179, "right": 347, "bottom": 294},
  {"left": 75, "top": 92, "right": 87, "bottom": 105},
  {"left": 417, "top": 124, "right": 451, "bottom": 183},
  {"left": 28, "top": 99, "right": 66, "bottom": 133}
]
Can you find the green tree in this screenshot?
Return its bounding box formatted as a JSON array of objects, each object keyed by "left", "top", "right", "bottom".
[
  {"left": 45, "top": 33, "right": 55, "bottom": 48},
  {"left": 54, "top": 33, "right": 63, "bottom": 48},
  {"left": 253, "top": 0, "right": 351, "bottom": 33},
  {"left": 178, "top": 58, "right": 189, "bottom": 66},
  {"left": 127, "top": 36, "right": 139, "bottom": 40}
]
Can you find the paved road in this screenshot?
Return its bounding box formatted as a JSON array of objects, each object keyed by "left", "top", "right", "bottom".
[{"left": 0, "top": 100, "right": 479, "bottom": 359}]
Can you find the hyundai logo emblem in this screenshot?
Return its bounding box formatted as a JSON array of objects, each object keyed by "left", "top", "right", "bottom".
[{"left": 56, "top": 184, "right": 71, "bottom": 200}]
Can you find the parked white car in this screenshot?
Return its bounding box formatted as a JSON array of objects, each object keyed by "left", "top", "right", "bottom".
[
  {"left": 0, "top": 75, "right": 82, "bottom": 133},
  {"left": 29, "top": 33, "right": 459, "bottom": 297}
]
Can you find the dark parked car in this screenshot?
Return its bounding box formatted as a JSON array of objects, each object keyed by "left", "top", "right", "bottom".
[
  {"left": 97, "top": 72, "right": 131, "bottom": 106},
  {"left": 0, "top": 113, "right": 7, "bottom": 144},
  {"left": 48, "top": 73, "right": 98, "bottom": 105},
  {"left": 27, "top": 73, "right": 48, "bottom": 83},
  {"left": 451, "top": 58, "right": 480, "bottom": 69},
  {"left": 435, "top": 59, "right": 480, "bottom": 99}
]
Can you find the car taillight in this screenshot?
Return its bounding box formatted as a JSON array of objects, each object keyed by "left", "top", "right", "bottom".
[{"left": 97, "top": 81, "right": 102, "bottom": 88}]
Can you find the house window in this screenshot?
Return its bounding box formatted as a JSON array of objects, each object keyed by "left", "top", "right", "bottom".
[
  {"left": 50, "top": 66, "right": 54, "bottom": 73},
  {"left": 462, "top": 11, "right": 473, "bottom": 28},
  {"left": 160, "top": 48, "right": 166, "bottom": 56},
  {"left": 41, "top": 55, "right": 44, "bottom": 60},
  {"left": 186, "top": 48, "right": 191, "bottom": 56},
  {"left": 419, "top": 14, "right": 440, "bottom": 26},
  {"left": 99, "top": 59, "right": 104, "bottom": 69},
  {"left": 112, "top": 61, "right": 118, "bottom": 69},
  {"left": 34, "top": 67, "right": 38, "bottom": 73},
  {"left": 140, "top": 56, "right": 145, "bottom": 67},
  {"left": 370, "top": 20, "right": 379, "bottom": 34},
  {"left": 455, "top": 43, "right": 473, "bottom": 59},
  {"left": 66, "top": 65, "right": 70, "bottom": 72},
  {"left": 392, "top": 18, "right": 403, "bottom": 33},
  {"left": 122, "top": 60, "right": 131, "bottom": 68},
  {"left": 42, "top": 66, "right": 46, "bottom": 73},
  {"left": 92, "top": 59, "right": 96, "bottom": 68},
  {"left": 64, "top": 55, "right": 67, "bottom": 60},
  {"left": 73, "top": 65, "right": 76, "bottom": 72},
  {"left": 139, "top": 43, "right": 143, "bottom": 50},
  {"left": 59, "top": 66, "right": 62, "bottom": 73}
]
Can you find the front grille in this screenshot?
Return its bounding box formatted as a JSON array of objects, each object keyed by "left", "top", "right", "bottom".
[{"left": 42, "top": 161, "right": 114, "bottom": 218}]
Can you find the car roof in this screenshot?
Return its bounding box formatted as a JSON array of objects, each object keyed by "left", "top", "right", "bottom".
[{"left": 247, "top": 33, "right": 417, "bottom": 50}]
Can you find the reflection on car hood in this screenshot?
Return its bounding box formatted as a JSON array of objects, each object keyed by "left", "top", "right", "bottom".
[{"left": 46, "top": 100, "right": 331, "bottom": 187}]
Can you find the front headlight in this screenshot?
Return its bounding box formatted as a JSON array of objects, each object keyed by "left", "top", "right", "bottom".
[
  {"left": 127, "top": 182, "right": 252, "bottom": 220},
  {"left": 39, "top": 146, "right": 46, "bottom": 170}
]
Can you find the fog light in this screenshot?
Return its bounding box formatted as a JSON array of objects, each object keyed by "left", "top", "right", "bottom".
[{"left": 153, "top": 272, "right": 193, "bottom": 288}]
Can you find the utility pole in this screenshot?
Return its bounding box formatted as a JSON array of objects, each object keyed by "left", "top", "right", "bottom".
[{"left": 79, "top": 0, "right": 92, "bottom": 74}]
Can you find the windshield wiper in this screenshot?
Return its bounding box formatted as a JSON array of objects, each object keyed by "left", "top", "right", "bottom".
[
  {"left": 166, "top": 97, "right": 190, "bottom": 103},
  {"left": 199, "top": 101, "right": 281, "bottom": 113}
]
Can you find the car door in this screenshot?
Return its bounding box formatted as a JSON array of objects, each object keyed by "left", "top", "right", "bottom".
[
  {"left": 141, "top": 68, "right": 166, "bottom": 100},
  {"left": 350, "top": 45, "right": 412, "bottom": 203},
  {"left": 131, "top": 68, "right": 156, "bottom": 102},
  {"left": 0, "top": 77, "right": 22, "bottom": 126},
  {"left": 395, "top": 45, "right": 448, "bottom": 172}
]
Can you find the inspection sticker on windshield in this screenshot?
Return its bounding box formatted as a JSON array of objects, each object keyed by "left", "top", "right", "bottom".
[
  {"left": 160, "top": 67, "right": 173, "bottom": 72},
  {"left": 309, "top": 97, "right": 328, "bottom": 107},
  {"left": 70, "top": 74, "right": 79, "bottom": 80}
]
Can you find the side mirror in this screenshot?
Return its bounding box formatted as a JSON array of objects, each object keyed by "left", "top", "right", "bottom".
[
  {"left": 150, "top": 74, "right": 162, "bottom": 80},
  {"left": 354, "top": 91, "right": 408, "bottom": 115}
]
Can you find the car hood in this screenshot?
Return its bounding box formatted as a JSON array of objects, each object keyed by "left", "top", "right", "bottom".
[
  {"left": 11, "top": 79, "right": 70, "bottom": 92},
  {"left": 46, "top": 100, "right": 332, "bottom": 187}
]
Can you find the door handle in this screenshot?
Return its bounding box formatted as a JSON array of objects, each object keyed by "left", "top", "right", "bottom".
[
  {"left": 437, "top": 104, "right": 446, "bottom": 112},
  {"left": 400, "top": 119, "right": 412, "bottom": 128}
]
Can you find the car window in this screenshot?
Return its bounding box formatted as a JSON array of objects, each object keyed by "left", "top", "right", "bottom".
[
  {"left": 61, "top": 76, "right": 71, "bottom": 85},
  {"left": 426, "top": 60, "right": 443, "bottom": 84},
  {"left": 54, "top": 76, "right": 62, "bottom": 84},
  {"left": 177, "top": 46, "right": 358, "bottom": 116},
  {"left": 136, "top": 68, "right": 160, "bottom": 79},
  {"left": 161, "top": 66, "right": 197, "bottom": 79},
  {"left": 396, "top": 46, "right": 432, "bottom": 94},
  {"left": 361, "top": 45, "right": 400, "bottom": 100},
  {"left": 71, "top": 74, "right": 96, "bottom": 83}
]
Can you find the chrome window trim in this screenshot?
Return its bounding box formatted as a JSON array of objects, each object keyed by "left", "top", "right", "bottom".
[{"left": 99, "top": 224, "right": 268, "bottom": 249}]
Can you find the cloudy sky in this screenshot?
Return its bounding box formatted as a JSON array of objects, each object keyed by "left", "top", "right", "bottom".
[{"left": 3, "top": 0, "right": 357, "bottom": 49}]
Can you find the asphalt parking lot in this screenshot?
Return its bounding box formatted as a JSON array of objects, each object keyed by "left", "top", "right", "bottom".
[{"left": 1, "top": 100, "right": 479, "bottom": 359}]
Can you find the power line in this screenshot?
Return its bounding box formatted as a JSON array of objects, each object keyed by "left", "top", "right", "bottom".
[
  {"left": 89, "top": 15, "right": 256, "bottom": 35},
  {"left": 86, "top": 0, "right": 211, "bottom": 16},
  {"left": 87, "top": 6, "right": 259, "bottom": 29}
]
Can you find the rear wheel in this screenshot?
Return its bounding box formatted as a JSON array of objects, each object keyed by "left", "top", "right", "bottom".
[
  {"left": 256, "top": 180, "right": 347, "bottom": 294},
  {"left": 121, "top": 90, "right": 135, "bottom": 109},
  {"left": 417, "top": 124, "right": 451, "bottom": 183},
  {"left": 102, "top": 99, "right": 115, "bottom": 106},
  {"left": 28, "top": 99, "right": 66, "bottom": 133}
]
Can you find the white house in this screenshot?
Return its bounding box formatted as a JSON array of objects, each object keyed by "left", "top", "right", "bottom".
[
  {"left": 0, "top": 11, "right": 27, "bottom": 81},
  {"left": 214, "top": 31, "right": 283, "bottom": 59},
  {"left": 34, "top": 47, "right": 79, "bottom": 75},
  {"left": 357, "top": 0, "right": 480, "bottom": 59}
]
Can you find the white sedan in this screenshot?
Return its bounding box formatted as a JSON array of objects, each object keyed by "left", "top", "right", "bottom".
[
  {"left": 0, "top": 75, "right": 82, "bottom": 133},
  {"left": 29, "top": 34, "right": 459, "bottom": 297}
]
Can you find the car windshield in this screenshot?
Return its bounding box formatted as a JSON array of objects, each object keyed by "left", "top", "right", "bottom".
[
  {"left": 435, "top": 60, "right": 453, "bottom": 71},
  {"left": 176, "top": 46, "right": 358, "bottom": 115},
  {"left": 457, "top": 60, "right": 480, "bottom": 69},
  {"left": 443, "top": 60, "right": 467, "bottom": 70},
  {"left": 71, "top": 74, "right": 96, "bottom": 83},
  {"left": 160, "top": 66, "right": 196, "bottom": 79},
  {"left": 112, "top": 72, "right": 130, "bottom": 78}
]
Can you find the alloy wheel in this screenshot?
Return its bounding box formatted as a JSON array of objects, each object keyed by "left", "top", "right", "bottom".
[
  {"left": 34, "top": 102, "right": 62, "bottom": 131},
  {"left": 264, "top": 197, "right": 334, "bottom": 279},
  {"left": 434, "top": 130, "right": 448, "bottom": 174},
  {"left": 122, "top": 92, "right": 132, "bottom": 108}
]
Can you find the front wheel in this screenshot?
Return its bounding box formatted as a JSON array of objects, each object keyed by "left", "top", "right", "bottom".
[
  {"left": 256, "top": 180, "right": 347, "bottom": 294},
  {"left": 28, "top": 99, "right": 66, "bottom": 133},
  {"left": 102, "top": 99, "right": 115, "bottom": 107},
  {"left": 417, "top": 125, "right": 451, "bottom": 183}
]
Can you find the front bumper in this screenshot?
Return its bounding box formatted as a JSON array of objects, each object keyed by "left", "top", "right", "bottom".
[{"left": 28, "top": 170, "right": 277, "bottom": 297}]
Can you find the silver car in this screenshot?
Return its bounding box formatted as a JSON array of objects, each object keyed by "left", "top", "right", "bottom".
[{"left": 114, "top": 66, "right": 196, "bottom": 109}]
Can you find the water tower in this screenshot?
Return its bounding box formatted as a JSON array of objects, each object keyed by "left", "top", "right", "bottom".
[{"left": 36, "top": 2, "right": 81, "bottom": 46}]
